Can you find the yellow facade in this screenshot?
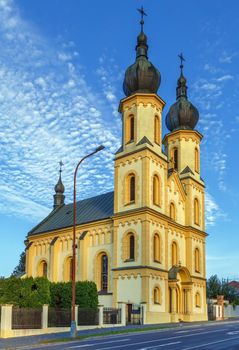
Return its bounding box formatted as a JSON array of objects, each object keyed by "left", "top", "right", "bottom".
[
  {"left": 25, "top": 88, "right": 208, "bottom": 324},
  {"left": 25, "top": 13, "right": 208, "bottom": 322}
]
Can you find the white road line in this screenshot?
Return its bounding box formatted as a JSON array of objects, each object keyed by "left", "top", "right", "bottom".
[
  {"left": 67, "top": 338, "right": 130, "bottom": 348},
  {"left": 140, "top": 341, "right": 181, "bottom": 349},
  {"left": 227, "top": 331, "right": 239, "bottom": 335},
  {"left": 181, "top": 335, "right": 239, "bottom": 349},
  {"left": 175, "top": 331, "right": 190, "bottom": 334},
  {"left": 95, "top": 330, "right": 224, "bottom": 350}
]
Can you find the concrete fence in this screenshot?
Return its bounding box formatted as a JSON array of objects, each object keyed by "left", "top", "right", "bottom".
[
  {"left": 0, "top": 303, "right": 127, "bottom": 338},
  {"left": 224, "top": 304, "right": 239, "bottom": 318}
]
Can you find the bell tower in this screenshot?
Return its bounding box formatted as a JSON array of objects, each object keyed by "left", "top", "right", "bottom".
[
  {"left": 163, "top": 55, "right": 205, "bottom": 230},
  {"left": 114, "top": 7, "right": 167, "bottom": 215}
]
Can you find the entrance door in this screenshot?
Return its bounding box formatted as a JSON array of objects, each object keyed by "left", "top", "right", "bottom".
[{"left": 127, "top": 304, "right": 132, "bottom": 324}]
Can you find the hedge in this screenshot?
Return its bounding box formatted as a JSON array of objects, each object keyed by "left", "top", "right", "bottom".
[
  {"left": 0, "top": 277, "right": 98, "bottom": 309},
  {"left": 0, "top": 277, "right": 50, "bottom": 307}
]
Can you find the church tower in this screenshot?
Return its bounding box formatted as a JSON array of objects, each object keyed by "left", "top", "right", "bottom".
[
  {"left": 112, "top": 10, "right": 207, "bottom": 323},
  {"left": 163, "top": 57, "right": 205, "bottom": 231},
  {"left": 114, "top": 9, "right": 167, "bottom": 216}
]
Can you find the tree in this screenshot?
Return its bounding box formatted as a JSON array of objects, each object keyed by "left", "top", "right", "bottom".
[
  {"left": 207, "top": 275, "right": 239, "bottom": 305},
  {"left": 206, "top": 275, "right": 221, "bottom": 299},
  {"left": 12, "top": 251, "right": 26, "bottom": 277}
]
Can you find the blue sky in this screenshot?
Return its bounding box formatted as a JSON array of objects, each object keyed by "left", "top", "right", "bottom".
[{"left": 0, "top": 0, "right": 239, "bottom": 279}]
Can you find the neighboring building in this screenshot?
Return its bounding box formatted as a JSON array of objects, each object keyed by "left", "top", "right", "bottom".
[
  {"left": 25, "top": 15, "right": 208, "bottom": 323},
  {"left": 228, "top": 281, "right": 239, "bottom": 296}
]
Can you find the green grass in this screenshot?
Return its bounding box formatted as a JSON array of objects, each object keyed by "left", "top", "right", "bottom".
[{"left": 40, "top": 325, "right": 171, "bottom": 344}]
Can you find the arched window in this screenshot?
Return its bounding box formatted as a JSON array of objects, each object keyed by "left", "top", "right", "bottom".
[
  {"left": 169, "top": 202, "right": 176, "bottom": 221},
  {"left": 153, "top": 175, "right": 160, "bottom": 206},
  {"left": 195, "top": 148, "right": 199, "bottom": 173},
  {"left": 101, "top": 254, "right": 108, "bottom": 292},
  {"left": 126, "top": 115, "right": 135, "bottom": 143},
  {"left": 64, "top": 257, "right": 73, "bottom": 282},
  {"left": 173, "top": 148, "right": 178, "bottom": 171},
  {"left": 37, "top": 260, "right": 48, "bottom": 278},
  {"left": 154, "top": 115, "right": 160, "bottom": 144},
  {"left": 153, "top": 286, "right": 161, "bottom": 304},
  {"left": 194, "top": 198, "right": 200, "bottom": 225},
  {"left": 129, "top": 234, "right": 135, "bottom": 260},
  {"left": 172, "top": 242, "right": 178, "bottom": 266},
  {"left": 130, "top": 175, "right": 135, "bottom": 202},
  {"left": 195, "top": 248, "right": 200, "bottom": 273},
  {"left": 195, "top": 292, "right": 201, "bottom": 308},
  {"left": 153, "top": 233, "right": 161, "bottom": 262}
]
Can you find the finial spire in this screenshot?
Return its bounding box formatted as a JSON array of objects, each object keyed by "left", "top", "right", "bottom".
[
  {"left": 178, "top": 53, "right": 185, "bottom": 76},
  {"left": 59, "top": 160, "right": 64, "bottom": 176},
  {"left": 137, "top": 6, "right": 147, "bottom": 32},
  {"left": 176, "top": 53, "right": 187, "bottom": 99}
]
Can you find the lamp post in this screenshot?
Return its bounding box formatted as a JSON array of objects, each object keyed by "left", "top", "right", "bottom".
[{"left": 70, "top": 145, "right": 105, "bottom": 338}]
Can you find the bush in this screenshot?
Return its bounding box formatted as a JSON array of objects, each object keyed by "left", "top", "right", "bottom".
[
  {"left": 50, "top": 281, "right": 98, "bottom": 309},
  {"left": 76, "top": 281, "right": 98, "bottom": 309},
  {"left": 0, "top": 277, "right": 98, "bottom": 309},
  {"left": 0, "top": 277, "right": 50, "bottom": 307}
]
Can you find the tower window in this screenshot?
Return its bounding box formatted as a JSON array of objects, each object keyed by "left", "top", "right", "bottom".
[
  {"left": 195, "top": 292, "right": 201, "bottom": 308},
  {"left": 153, "top": 286, "right": 161, "bottom": 304},
  {"left": 173, "top": 149, "right": 178, "bottom": 171},
  {"left": 172, "top": 241, "right": 178, "bottom": 266},
  {"left": 154, "top": 115, "right": 160, "bottom": 144},
  {"left": 169, "top": 202, "right": 176, "bottom": 221},
  {"left": 129, "top": 234, "right": 135, "bottom": 260},
  {"left": 128, "top": 174, "right": 135, "bottom": 202},
  {"left": 194, "top": 198, "right": 200, "bottom": 225},
  {"left": 153, "top": 233, "right": 161, "bottom": 262},
  {"left": 195, "top": 148, "right": 199, "bottom": 173},
  {"left": 153, "top": 175, "right": 160, "bottom": 206},
  {"left": 125, "top": 115, "right": 135, "bottom": 143},
  {"left": 195, "top": 248, "right": 200, "bottom": 273}
]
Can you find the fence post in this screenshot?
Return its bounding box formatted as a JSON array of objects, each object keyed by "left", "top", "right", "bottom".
[
  {"left": 141, "top": 302, "right": 147, "bottom": 324},
  {"left": 98, "top": 305, "right": 104, "bottom": 327},
  {"left": 75, "top": 305, "right": 79, "bottom": 327},
  {"left": 42, "top": 304, "right": 48, "bottom": 329},
  {"left": 1, "top": 304, "right": 13, "bottom": 338},
  {"left": 118, "top": 302, "right": 126, "bottom": 326}
]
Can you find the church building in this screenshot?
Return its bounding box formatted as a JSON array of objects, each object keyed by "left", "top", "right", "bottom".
[{"left": 25, "top": 13, "right": 208, "bottom": 324}]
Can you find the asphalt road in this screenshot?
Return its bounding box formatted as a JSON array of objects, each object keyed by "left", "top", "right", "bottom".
[{"left": 21, "top": 321, "right": 239, "bottom": 350}]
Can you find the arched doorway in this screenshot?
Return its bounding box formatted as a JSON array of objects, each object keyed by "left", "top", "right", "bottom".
[{"left": 168, "top": 266, "right": 192, "bottom": 322}]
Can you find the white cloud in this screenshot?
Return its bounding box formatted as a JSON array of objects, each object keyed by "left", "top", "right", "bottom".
[
  {"left": 0, "top": 0, "right": 121, "bottom": 223},
  {"left": 205, "top": 192, "right": 227, "bottom": 227},
  {"left": 216, "top": 75, "right": 234, "bottom": 82}
]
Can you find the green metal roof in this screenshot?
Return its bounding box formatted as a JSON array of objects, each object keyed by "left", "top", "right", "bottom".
[{"left": 28, "top": 191, "right": 114, "bottom": 236}]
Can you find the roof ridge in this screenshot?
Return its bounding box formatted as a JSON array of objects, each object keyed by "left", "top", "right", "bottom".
[
  {"left": 28, "top": 191, "right": 114, "bottom": 236},
  {"left": 27, "top": 205, "right": 63, "bottom": 235}
]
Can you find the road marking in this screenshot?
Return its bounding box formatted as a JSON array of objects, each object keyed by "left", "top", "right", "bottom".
[
  {"left": 140, "top": 341, "right": 181, "bottom": 349},
  {"left": 181, "top": 335, "right": 239, "bottom": 350},
  {"left": 227, "top": 331, "right": 239, "bottom": 335},
  {"left": 97, "top": 330, "right": 224, "bottom": 350},
  {"left": 58, "top": 328, "right": 232, "bottom": 350},
  {"left": 175, "top": 330, "right": 190, "bottom": 333},
  {"left": 67, "top": 338, "right": 130, "bottom": 348}
]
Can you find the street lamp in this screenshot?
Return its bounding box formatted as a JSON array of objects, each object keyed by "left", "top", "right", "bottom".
[{"left": 70, "top": 145, "right": 105, "bottom": 338}]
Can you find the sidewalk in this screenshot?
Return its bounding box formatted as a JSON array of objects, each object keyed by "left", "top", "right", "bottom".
[{"left": 1, "top": 319, "right": 239, "bottom": 350}]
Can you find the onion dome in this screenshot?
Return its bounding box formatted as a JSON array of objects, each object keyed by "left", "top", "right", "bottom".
[
  {"left": 54, "top": 174, "right": 65, "bottom": 194},
  {"left": 166, "top": 54, "right": 199, "bottom": 132},
  {"left": 123, "top": 7, "right": 161, "bottom": 97}
]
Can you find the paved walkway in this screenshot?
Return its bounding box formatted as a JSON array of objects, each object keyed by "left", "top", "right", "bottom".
[{"left": 1, "top": 319, "right": 239, "bottom": 350}]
